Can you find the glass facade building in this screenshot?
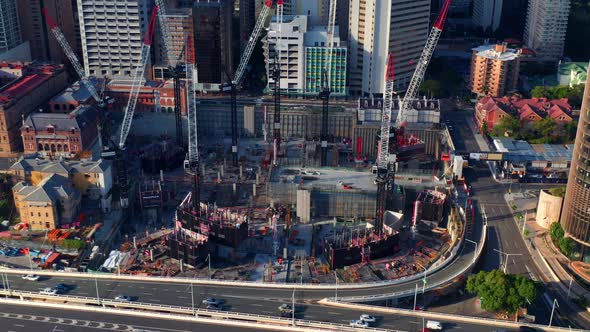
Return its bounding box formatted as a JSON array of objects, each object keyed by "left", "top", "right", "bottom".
[{"left": 304, "top": 47, "right": 347, "bottom": 96}]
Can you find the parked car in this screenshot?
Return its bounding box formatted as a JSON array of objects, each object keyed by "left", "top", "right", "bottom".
[
  {"left": 114, "top": 295, "right": 134, "bottom": 301},
  {"left": 202, "top": 298, "right": 222, "bottom": 306},
  {"left": 22, "top": 274, "right": 40, "bottom": 281},
  {"left": 359, "top": 314, "right": 376, "bottom": 324},
  {"left": 349, "top": 320, "right": 369, "bottom": 328},
  {"left": 40, "top": 287, "right": 58, "bottom": 295}
]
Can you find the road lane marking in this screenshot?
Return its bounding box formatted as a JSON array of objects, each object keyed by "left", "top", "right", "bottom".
[
  {"left": 250, "top": 304, "right": 262, "bottom": 307},
  {"left": 142, "top": 292, "right": 153, "bottom": 296},
  {"left": 13, "top": 324, "right": 25, "bottom": 327},
  {"left": 327, "top": 312, "right": 340, "bottom": 315}
]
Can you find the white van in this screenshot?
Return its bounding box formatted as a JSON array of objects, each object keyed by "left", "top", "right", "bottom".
[{"left": 426, "top": 320, "right": 443, "bottom": 330}]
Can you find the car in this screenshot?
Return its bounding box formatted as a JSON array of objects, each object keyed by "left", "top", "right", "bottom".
[
  {"left": 278, "top": 304, "right": 293, "bottom": 312},
  {"left": 206, "top": 303, "right": 222, "bottom": 310},
  {"left": 202, "top": 298, "right": 222, "bottom": 306},
  {"left": 114, "top": 295, "right": 133, "bottom": 301},
  {"left": 349, "top": 320, "right": 369, "bottom": 328},
  {"left": 22, "top": 274, "right": 40, "bottom": 281},
  {"left": 426, "top": 320, "right": 443, "bottom": 330},
  {"left": 39, "top": 287, "right": 58, "bottom": 295},
  {"left": 359, "top": 314, "right": 376, "bottom": 323},
  {"left": 414, "top": 305, "right": 425, "bottom": 311},
  {"left": 54, "top": 283, "right": 69, "bottom": 292}
]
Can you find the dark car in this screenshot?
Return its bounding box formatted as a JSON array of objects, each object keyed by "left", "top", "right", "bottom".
[{"left": 519, "top": 326, "right": 538, "bottom": 331}]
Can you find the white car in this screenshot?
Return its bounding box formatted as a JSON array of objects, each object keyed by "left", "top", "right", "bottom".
[
  {"left": 39, "top": 287, "right": 58, "bottom": 295},
  {"left": 349, "top": 320, "right": 369, "bottom": 328},
  {"left": 359, "top": 314, "right": 376, "bottom": 323},
  {"left": 22, "top": 274, "right": 40, "bottom": 281},
  {"left": 115, "top": 295, "right": 133, "bottom": 301}
]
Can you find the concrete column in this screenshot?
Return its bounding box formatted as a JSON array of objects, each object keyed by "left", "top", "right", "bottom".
[
  {"left": 233, "top": 183, "right": 237, "bottom": 194},
  {"left": 239, "top": 165, "right": 243, "bottom": 179},
  {"left": 253, "top": 183, "right": 257, "bottom": 196},
  {"left": 217, "top": 171, "right": 221, "bottom": 183},
  {"left": 256, "top": 173, "right": 260, "bottom": 185},
  {"left": 220, "top": 165, "right": 224, "bottom": 177}
]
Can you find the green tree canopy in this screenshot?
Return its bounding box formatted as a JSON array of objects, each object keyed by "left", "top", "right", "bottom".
[
  {"left": 466, "top": 270, "right": 539, "bottom": 313},
  {"left": 419, "top": 79, "right": 442, "bottom": 97},
  {"left": 492, "top": 115, "right": 520, "bottom": 137},
  {"left": 550, "top": 222, "right": 565, "bottom": 242},
  {"left": 530, "top": 84, "right": 585, "bottom": 108},
  {"left": 0, "top": 199, "right": 9, "bottom": 221}
]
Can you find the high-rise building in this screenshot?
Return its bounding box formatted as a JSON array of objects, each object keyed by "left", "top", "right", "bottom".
[
  {"left": 239, "top": 0, "right": 256, "bottom": 51},
  {"left": 469, "top": 43, "right": 521, "bottom": 97},
  {"left": 348, "top": 0, "right": 431, "bottom": 96},
  {"left": 77, "top": 0, "right": 151, "bottom": 77},
  {"left": 264, "top": 15, "right": 347, "bottom": 96},
  {"left": 472, "top": 0, "right": 503, "bottom": 32},
  {"left": 154, "top": 8, "right": 195, "bottom": 67},
  {"left": 561, "top": 64, "right": 590, "bottom": 260},
  {"left": 0, "top": 0, "right": 22, "bottom": 53},
  {"left": 17, "top": 0, "right": 81, "bottom": 63},
  {"left": 193, "top": 0, "right": 234, "bottom": 85},
  {"left": 448, "top": 0, "right": 471, "bottom": 14},
  {"left": 499, "top": 0, "right": 527, "bottom": 37},
  {"left": 524, "top": 0, "right": 571, "bottom": 61}
]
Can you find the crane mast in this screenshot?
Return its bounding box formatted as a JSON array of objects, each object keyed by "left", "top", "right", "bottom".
[
  {"left": 374, "top": 53, "right": 395, "bottom": 235},
  {"left": 272, "top": 0, "right": 283, "bottom": 165},
  {"left": 42, "top": 8, "right": 101, "bottom": 105},
  {"left": 399, "top": 0, "right": 451, "bottom": 119},
  {"left": 224, "top": 0, "right": 274, "bottom": 167},
  {"left": 184, "top": 35, "right": 200, "bottom": 212},
  {"left": 320, "top": 0, "right": 337, "bottom": 166},
  {"left": 119, "top": 6, "right": 159, "bottom": 149}
]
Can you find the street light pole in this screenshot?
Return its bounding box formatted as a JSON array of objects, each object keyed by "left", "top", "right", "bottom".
[
  {"left": 94, "top": 278, "right": 100, "bottom": 305},
  {"left": 413, "top": 283, "right": 418, "bottom": 311},
  {"left": 191, "top": 283, "right": 195, "bottom": 314},
  {"left": 28, "top": 252, "right": 33, "bottom": 270},
  {"left": 465, "top": 238, "right": 478, "bottom": 264},
  {"left": 567, "top": 279, "right": 573, "bottom": 299},
  {"left": 206, "top": 253, "right": 211, "bottom": 280},
  {"left": 494, "top": 249, "right": 522, "bottom": 274},
  {"left": 292, "top": 288, "right": 295, "bottom": 326},
  {"left": 521, "top": 211, "right": 527, "bottom": 235},
  {"left": 549, "top": 298, "right": 559, "bottom": 327},
  {"left": 334, "top": 270, "right": 338, "bottom": 301},
  {"left": 416, "top": 262, "right": 427, "bottom": 293}
]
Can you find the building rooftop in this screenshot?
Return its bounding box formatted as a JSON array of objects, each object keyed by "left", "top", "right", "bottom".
[
  {"left": 22, "top": 105, "right": 99, "bottom": 132},
  {"left": 0, "top": 63, "right": 64, "bottom": 108},
  {"left": 473, "top": 43, "right": 521, "bottom": 61},
  {"left": 493, "top": 137, "right": 574, "bottom": 163},
  {"left": 51, "top": 79, "right": 100, "bottom": 105},
  {"left": 10, "top": 155, "right": 111, "bottom": 174},
  {"left": 272, "top": 167, "right": 377, "bottom": 192},
  {"left": 14, "top": 173, "right": 77, "bottom": 204}
]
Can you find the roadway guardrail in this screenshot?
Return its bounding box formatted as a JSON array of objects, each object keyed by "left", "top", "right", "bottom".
[{"left": 0, "top": 289, "right": 398, "bottom": 332}]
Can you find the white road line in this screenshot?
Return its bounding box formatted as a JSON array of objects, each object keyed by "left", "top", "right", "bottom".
[
  {"left": 327, "top": 312, "right": 340, "bottom": 315},
  {"left": 13, "top": 324, "right": 25, "bottom": 327},
  {"left": 142, "top": 292, "right": 153, "bottom": 296},
  {"left": 250, "top": 304, "right": 263, "bottom": 307}
]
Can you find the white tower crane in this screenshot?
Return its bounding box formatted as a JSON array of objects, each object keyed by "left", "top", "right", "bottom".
[
  {"left": 399, "top": 0, "right": 451, "bottom": 120},
  {"left": 119, "top": 6, "right": 159, "bottom": 149}
]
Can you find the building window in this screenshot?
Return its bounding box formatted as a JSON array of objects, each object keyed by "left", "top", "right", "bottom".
[
  {"left": 47, "top": 126, "right": 54, "bottom": 134},
  {"left": 45, "top": 213, "right": 48, "bottom": 217},
  {"left": 45, "top": 222, "right": 50, "bottom": 229},
  {"left": 38, "top": 212, "right": 41, "bottom": 217},
  {"left": 30, "top": 212, "right": 33, "bottom": 217}
]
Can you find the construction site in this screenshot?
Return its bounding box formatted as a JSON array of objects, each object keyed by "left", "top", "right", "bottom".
[{"left": 0, "top": 0, "right": 471, "bottom": 284}]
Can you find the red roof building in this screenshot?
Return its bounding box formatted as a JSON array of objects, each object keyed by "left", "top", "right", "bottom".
[
  {"left": 0, "top": 63, "right": 67, "bottom": 156},
  {"left": 475, "top": 96, "right": 574, "bottom": 131}
]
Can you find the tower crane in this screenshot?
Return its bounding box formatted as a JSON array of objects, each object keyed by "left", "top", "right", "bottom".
[
  {"left": 223, "top": 0, "right": 275, "bottom": 167},
  {"left": 319, "top": 0, "right": 337, "bottom": 166},
  {"left": 116, "top": 5, "right": 159, "bottom": 208},
  {"left": 399, "top": 0, "right": 451, "bottom": 116},
  {"left": 183, "top": 36, "right": 201, "bottom": 212},
  {"left": 374, "top": 53, "right": 396, "bottom": 235},
  {"left": 155, "top": 0, "right": 184, "bottom": 147},
  {"left": 42, "top": 8, "right": 102, "bottom": 106}
]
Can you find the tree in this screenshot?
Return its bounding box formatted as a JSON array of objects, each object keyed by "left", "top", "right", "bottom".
[
  {"left": 559, "top": 237, "right": 576, "bottom": 258},
  {"left": 0, "top": 199, "right": 9, "bottom": 221},
  {"left": 492, "top": 115, "right": 520, "bottom": 137},
  {"left": 531, "top": 86, "right": 551, "bottom": 98},
  {"left": 420, "top": 79, "right": 442, "bottom": 97},
  {"left": 550, "top": 222, "right": 565, "bottom": 242},
  {"left": 533, "top": 117, "right": 557, "bottom": 138},
  {"left": 481, "top": 121, "right": 489, "bottom": 135},
  {"left": 466, "top": 270, "right": 539, "bottom": 313}
]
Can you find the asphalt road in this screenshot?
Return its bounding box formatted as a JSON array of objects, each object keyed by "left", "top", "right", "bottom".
[
  {"left": 0, "top": 300, "right": 520, "bottom": 332},
  {"left": 0, "top": 302, "right": 268, "bottom": 332}
]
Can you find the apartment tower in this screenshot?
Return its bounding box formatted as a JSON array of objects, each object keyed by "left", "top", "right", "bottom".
[
  {"left": 348, "top": 0, "right": 431, "bottom": 96},
  {"left": 77, "top": 0, "right": 150, "bottom": 77},
  {"left": 469, "top": 43, "right": 521, "bottom": 97},
  {"left": 524, "top": 0, "right": 571, "bottom": 61},
  {"left": 561, "top": 64, "right": 590, "bottom": 260}
]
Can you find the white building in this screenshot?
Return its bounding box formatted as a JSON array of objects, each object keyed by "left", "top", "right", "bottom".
[
  {"left": 77, "top": 0, "right": 150, "bottom": 77},
  {"left": 264, "top": 15, "right": 307, "bottom": 94},
  {"left": 348, "top": 0, "right": 431, "bottom": 96},
  {"left": 0, "top": 0, "right": 21, "bottom": 53},
  {"left": 472, "top": 0, "right": 503, "bottom": 32},
  {"left": 524, "top": 0, "right": 571, "bottom": 61}
]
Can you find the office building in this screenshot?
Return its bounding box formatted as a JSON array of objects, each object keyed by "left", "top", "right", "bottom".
[
  {"left": 524, "top": 0, "right": 571, "bottom": 61},
  {"left": 348, "top": 0, "right": 431, "bottom": 96},
  {"left": 469, "top": 43, "right": 521, "bottom": 97},
  {"left": 0, "top": 0, "right": 21, "bottom": 53},
  {"left": 561, "top": 64, "right": 590, "bottom": 260},
  {"left": 304, "top": 27, "right": 346, "bottom": 95},
  {"left": 154, "top": 7, "right": 194, "bottom": 68},
  {"left": 472, "top": 0, "right": 503, "bottom": 32},
  {"left": 17, "top": 0, "right": 81, "bottom": 63},
  {"left": 77, "top": 0, "right": 151, "bottom": 77}
]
